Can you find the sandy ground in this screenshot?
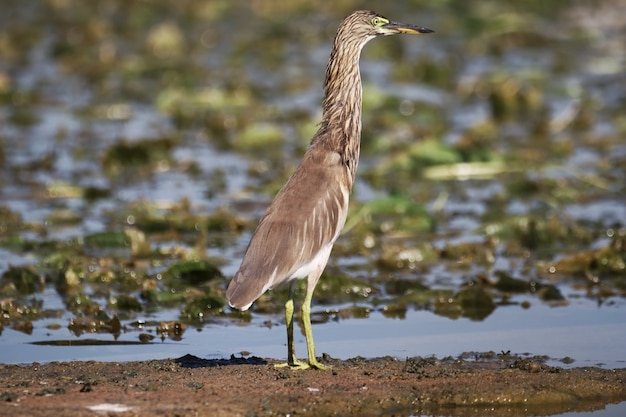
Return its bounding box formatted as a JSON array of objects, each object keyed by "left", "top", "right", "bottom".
[{"left": 1, "top": 354, "right": 625, "bottom": 417}]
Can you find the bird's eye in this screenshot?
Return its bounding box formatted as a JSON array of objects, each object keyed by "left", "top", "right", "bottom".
[{"left": 371, "top": 17, "right": 384, "bottom": 27}]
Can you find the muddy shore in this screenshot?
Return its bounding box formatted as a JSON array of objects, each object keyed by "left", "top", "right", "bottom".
[{"left": 1, "top": 354, "right": 625, "bottom": 417}]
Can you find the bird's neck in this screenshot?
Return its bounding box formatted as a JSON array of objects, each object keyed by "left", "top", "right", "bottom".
[
  {"left": 321, "top": 42, "right": 364, "bottom": 129},
  {"left": 317, "top": 36, "right": 368, "bottom": 185}
]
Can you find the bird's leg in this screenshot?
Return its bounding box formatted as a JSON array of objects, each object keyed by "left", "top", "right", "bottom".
[
  {"left": 284, "top": 295, "right": 298, "bottom": 364},
  {"left": 275, "top": 282, "right": 309, "bottom": 369},
  {"left": 302, "top": 274, "right": 329, "bottom": 370}
]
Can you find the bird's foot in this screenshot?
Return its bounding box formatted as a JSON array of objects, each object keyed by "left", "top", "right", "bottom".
[
  {"left": 308, "top": 358, "right": 329, "bottom": 370},
  {"left": 274, "top": 359, "right": 310, "bottom": 370},
  {"left": 274, "top": 358, "right": 329, "bottom": 370}
]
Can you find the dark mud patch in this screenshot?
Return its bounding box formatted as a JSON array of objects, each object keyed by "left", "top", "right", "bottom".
[{"left": 1, "top": 354, "right": 624, "bottom": 417}]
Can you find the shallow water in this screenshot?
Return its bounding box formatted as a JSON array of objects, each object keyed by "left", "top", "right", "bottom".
[{"left": 2, "top": 297, "right": 625, "bottom": 369}]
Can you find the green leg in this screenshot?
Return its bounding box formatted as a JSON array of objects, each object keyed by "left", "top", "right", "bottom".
[
  {"left": 275, "top": 284, "right": 308, "bottom": 369},
  {"left": 302, "top": 286, "right": 329, "bottom": 370},
  {"left": 285, "top": 296, "right": 296, "bottom": 364}
]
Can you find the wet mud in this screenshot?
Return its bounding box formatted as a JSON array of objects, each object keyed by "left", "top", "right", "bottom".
[{"left": 1, "top": 354, "right": 625, "bottom": 417}]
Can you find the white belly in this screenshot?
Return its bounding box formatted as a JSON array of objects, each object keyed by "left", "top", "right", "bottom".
[{"left": 288, "top": 243, "right": 334, "bottom": 281}]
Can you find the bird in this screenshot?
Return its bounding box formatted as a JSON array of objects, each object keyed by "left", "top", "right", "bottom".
[{"left": 226, "top": 10, "right": 433, "bottom": 370}]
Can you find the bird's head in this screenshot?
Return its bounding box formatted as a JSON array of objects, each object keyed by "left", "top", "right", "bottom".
[{"left": 348, "top": 10, "right": 434, "bottom": 38}]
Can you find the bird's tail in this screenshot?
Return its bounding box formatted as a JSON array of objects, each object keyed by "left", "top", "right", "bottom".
[{"left": 226, "top": 272, "right": 263, "bottom": 311}]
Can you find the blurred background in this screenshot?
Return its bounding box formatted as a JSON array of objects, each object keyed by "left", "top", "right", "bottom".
[{"left": 0, "top": 0, "right": 624, "bottom": 370}]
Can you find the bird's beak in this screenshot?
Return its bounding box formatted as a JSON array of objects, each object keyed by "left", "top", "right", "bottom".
[{"left": 383, "top": 21, "right": 434, "bottom": 35}]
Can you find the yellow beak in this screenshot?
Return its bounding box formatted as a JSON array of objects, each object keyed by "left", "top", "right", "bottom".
[{"left": 384, "top": 22, "right": 434, "bottom": 35}]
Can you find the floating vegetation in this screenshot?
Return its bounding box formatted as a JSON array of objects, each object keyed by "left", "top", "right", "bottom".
[
  {"left": 1, "top": 265, "right": 43, "bottom": 295},
  {"left": 0, "top": 298, "right": 50, "bottom": 324},
  {"left": 494, "top": 270, "right": 532, "bottom": 293},
  {"left": 234, "top": 123, "right": 284, "bottom": 152},
  {"left": 163, "top": 260, "right": 224, "bottom": 287},
  {"left": 351, "top": 194, "right": 433, "bottom": 235},
  {"left": 102, "top": 138, "right": 178, "bottom": 177},
  {"left": 0, "top": 1, "right": 624, "bottom": 358},
  {"left": 108, "top": 294, "right": 143, "bottom": 312},
  {"left": 547, "top": 232, "right": 626, "bottom": 277},
  {"left": 0, "top": 206, "right": 23, "bottom": 237},
  {"left": 376, "top": 242, "right": 438, "bottom": 271},
  {"left": 181, "top": 293, "right": 226, "bottom": 321},
  {"left": 157, "top": 321, "right": 186, "bottom": 341},
  {"left": 84, "top": 231, "right": 129, "bottom": 248},
  {"left": 68, "top": 314, "right": 121, "bottom": 338}
]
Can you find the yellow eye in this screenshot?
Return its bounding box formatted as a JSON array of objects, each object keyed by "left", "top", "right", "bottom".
[{"left": 372, "top": 17, "right": 384, "bottom": 27}]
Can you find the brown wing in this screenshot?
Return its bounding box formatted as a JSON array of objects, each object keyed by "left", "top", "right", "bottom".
[{"left": 226, "top": 147, "right": 349, "bottom": 310}]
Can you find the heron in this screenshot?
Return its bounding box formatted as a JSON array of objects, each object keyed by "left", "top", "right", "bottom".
[{"left": 226, "top": 10, "right": 433, "bottom": 370}]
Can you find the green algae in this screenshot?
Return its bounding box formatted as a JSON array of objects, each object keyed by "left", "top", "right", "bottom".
[
  {"left": 68, "top": 313, "right": 122, "bottom": 337},
  {"left": 102, "top": 138, "right": 178, "bottom": 177},
  {"left": 0, "top": 206, "right": 23, "bottom": 237},
  {"left": 84, "top": 232, "right": 129, "bottom": 248},
  {"left": 0, "top": 265, "right": 43, "bottom": 295},
  {"left": 108, "top": 294, "right": 143, "bottom": 312},
  {"left": 181, "top": 293, "right": 226, "bottom": 320},
  {"left": 234, "top": 123, "right": 284, "bottom": 151},
  {"left": 163, "top": 260, "right": 223, "bottom": 286},
  {"left": 548, "top": 233, "right": 626, "bottom": 276},
  {"left": 493, "top": 270, "right": 532, "bottom": 293}
]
